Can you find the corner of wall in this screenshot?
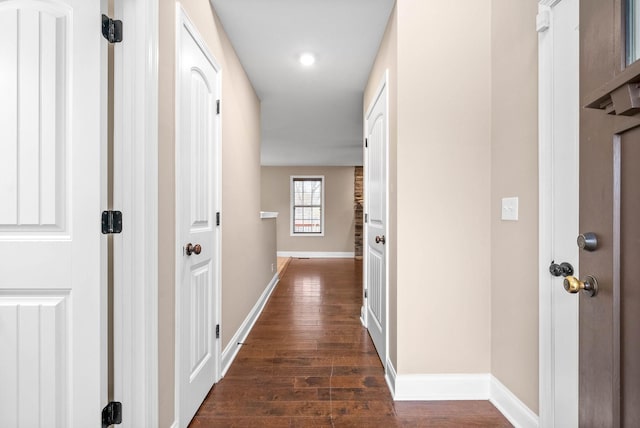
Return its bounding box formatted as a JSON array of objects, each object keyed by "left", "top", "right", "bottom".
[{"left": 489, "top": 0, "right": 540, "bottom": 414}]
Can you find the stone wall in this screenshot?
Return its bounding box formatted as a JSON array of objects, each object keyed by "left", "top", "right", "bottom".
[{"left": 354, "top": 166, "right": 363, "bottom": 258}]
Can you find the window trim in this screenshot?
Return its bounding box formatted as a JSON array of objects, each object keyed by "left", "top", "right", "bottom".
[{"left": 290, "top": 175, "right": 325, "bottom": 237}]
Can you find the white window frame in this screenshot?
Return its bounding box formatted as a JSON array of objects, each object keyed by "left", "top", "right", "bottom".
[{"left": 290, "top": 175, "right": 325, "bottom": 237}]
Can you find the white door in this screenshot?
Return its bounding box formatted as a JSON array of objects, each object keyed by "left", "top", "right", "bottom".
[
  {"left": 538, "top": 0, "right": 579, "bottom": 426},
  {"left": 0, "top": 0, "right": 107, "bottom": 427},
  {"left": 176, "top": 6, "right": 220, "bottom": 427},
  {"left": 365, "top": 73, "right": 388, "bottom": 365}
]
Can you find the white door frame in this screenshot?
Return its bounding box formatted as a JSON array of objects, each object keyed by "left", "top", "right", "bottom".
[
  {"left": 538, "top": 0, "right": 579, "bottom": 426},
  {"left": 174, "top": 4, "right": 223, "bottom": 425},
  {"left": 363, "top": 69, "right": 390, "bottom": 375},
  {"left": 112, "top": 0, "right": 159, "bottom": 426}
]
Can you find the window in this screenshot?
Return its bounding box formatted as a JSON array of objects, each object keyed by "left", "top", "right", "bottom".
[{"left": 290, "top": 176, "right": 324, "bottom": 235}]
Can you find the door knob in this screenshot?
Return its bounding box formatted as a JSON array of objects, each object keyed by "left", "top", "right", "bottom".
[
  {"left": 563, "top": 275, "right": 598, "bottom": 297},
  {"left": 375, "top": 235, "right": 386, "bottom": 244},
  {"left": 549, "top": 261, "right": 574, "bottom": 277},
  {"left": 185, "top": 243, "right": 201, "bottom": 256}
]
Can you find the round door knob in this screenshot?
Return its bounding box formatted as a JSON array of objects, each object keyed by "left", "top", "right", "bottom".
[
  {"left": 185, "top": 243, "right": 202, "bottom": 256},
  {"left": 563, "top": 275, "right": 598, "bottom": 297},
  {"left": 375, "top": 235, "right": 386, "bottom": 245},
  {"left": 549, "top": 261, "right": 574, "bottom": 277}
]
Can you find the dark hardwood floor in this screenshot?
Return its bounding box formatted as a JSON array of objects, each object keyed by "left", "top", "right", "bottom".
[{"left": 190, "top": 258, "right": 512, "bottom": 427}]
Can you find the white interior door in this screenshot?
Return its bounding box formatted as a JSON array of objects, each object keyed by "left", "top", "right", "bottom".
[
  {"left": 176, "top": 6, "right": 220, "bottom": 427},
  {"left": 365, "top": 73, "right": 388, "bottom": 365},
  {"left": 539, "top": 0, "right": 579, "bottom": 426},
  {"left": 0, "top": 0, "right": 107, "bottom": 427}
]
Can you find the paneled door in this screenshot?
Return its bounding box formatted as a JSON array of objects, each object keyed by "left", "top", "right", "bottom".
[
  {"left": 579, "top": 0, "right": 640, "bottom": 425},
  {"left": 0, "top": 0, "right": 107, "bottom": 427},
  {"left": 365, "top": 72, "right": 388, "bottom": 365},
  {"left": 176, "top": 6, "right": 221, "bottom": 427}
]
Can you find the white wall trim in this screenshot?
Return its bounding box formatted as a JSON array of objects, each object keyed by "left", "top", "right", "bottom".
[
  {"left": 169, "top": 421, "right": 178, "bottom": 428},
  {"left": 260, "top": 211, "right": 278, "bottom": 219},
  {"left": 221, "top": 273, "right": 280, "bottom": 376},
  {"left": 538, "top": 1, "right": 579, "bottom": 427},
  {"left": 538, "top": 4, "right": 554, "bottom": 425},
  {"left": 385, "top": 359, "right": 397, "bottom": 397},
  {"left": 393, "top": 374, "right": 490, "bottom": 401},
  {"left": 277, "top": 251, "right": 355, "bottom": 258},
  {"left": 539, "top": 0, "right": 563, "bottom": 7},
  {"left": 490, "top": 375, "right": 539, "bottom": 428},
  {"left": 113, "top": 0, "right": 159, "bottom": 426},
  {"left": 391, "top": 373, "right": 538, "bottom": 428}
]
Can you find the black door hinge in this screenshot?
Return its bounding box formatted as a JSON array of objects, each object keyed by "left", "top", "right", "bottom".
[
  {"left": 364, "top": 289, "right": 368, "bottom": 298},
  {"left": 216, "top": 324, "right": 220, "bottom": 339},
  {"left": 102, "top": 211, "right": 123, "bottom": 234},
  {"left": 216, "top": 100, "right": 221, "bottom": 115},
  {"left": 364, "top": 213, "right": 368, "bottom": 223},
  {"left": 101, "top": 15, "right": 123, "bottom": 44},
  {"left": 365, "top": 138, "right": 368, "bottom": 148},
  {"left": 216, "top": 212, "right": 221, "bottom": 226},
  {"left": 102, "top": 401, "right": 122, "bottom": 427}
]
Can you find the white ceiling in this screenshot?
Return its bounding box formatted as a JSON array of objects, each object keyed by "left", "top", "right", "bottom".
[{"left": 210, "top": 0, "right": 395, "bottom": 166}]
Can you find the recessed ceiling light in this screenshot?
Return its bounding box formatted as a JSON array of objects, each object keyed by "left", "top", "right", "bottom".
[{"left": 299, "top": 53, "right": 315, "bottom": 66}]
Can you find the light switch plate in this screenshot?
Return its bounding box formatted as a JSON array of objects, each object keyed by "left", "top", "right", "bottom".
[{"left": 501, "top": 197, "right": 519, "bottom": 221}]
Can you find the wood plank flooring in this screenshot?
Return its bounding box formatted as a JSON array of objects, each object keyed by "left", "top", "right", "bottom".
[
  {"left": 276, "top": 256, "right": 292, "bottom": 277},
  {"left": 189, "top": 258, "right": 512, "bottom": 427}
]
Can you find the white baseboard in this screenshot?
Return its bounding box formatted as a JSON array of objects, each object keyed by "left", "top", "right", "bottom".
[
  {"left": 393, "top": 373, "right": 491, "bottom": 401},
  {"left": 385, "top": 359, "right": 397, "bottom": 397},
  {"left": 277, "top": 251, "right": 355, "bottom": 258},
  {"left": 220, "top": 272, "right": 279, "bottom": 376},
  {"left": 489, "top": 375, "right": 539, "bottom": 428},
  {"left": 390, "top": 372, "right": 538, "bottom": 427}
]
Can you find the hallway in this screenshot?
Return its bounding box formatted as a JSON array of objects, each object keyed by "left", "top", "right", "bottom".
[{"left": 189, "top": 259, "right": 511, "bottom": 427}]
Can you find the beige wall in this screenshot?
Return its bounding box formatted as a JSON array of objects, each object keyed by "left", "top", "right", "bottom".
[
  {"left": 491, "top": 0, "right": 539, "bottom": 412},
  {"left": 363, "top": 4, "right": 398, "bottom": 368},
  {"left": 261, "top": 166, "right": 355, "bottom": 253},
  {"left": 364, "top": 0, "right": 494, "bottom": 377},
  {"left": 158, "top": 1, "right": 274, "bottom": 426},
  {"left": 395, "top": 0, "right": 492, "bottom": 374},
  {"left": 364, "top": 0, "right": 539, "bottom": 411}
]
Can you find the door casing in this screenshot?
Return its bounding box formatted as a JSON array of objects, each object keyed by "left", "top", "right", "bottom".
[
  {"left": 537, "top": 0, "right": 579, "bottom": 426},
  {"left": 112, "top": 0, "right": 159, "bottom": 426}
]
